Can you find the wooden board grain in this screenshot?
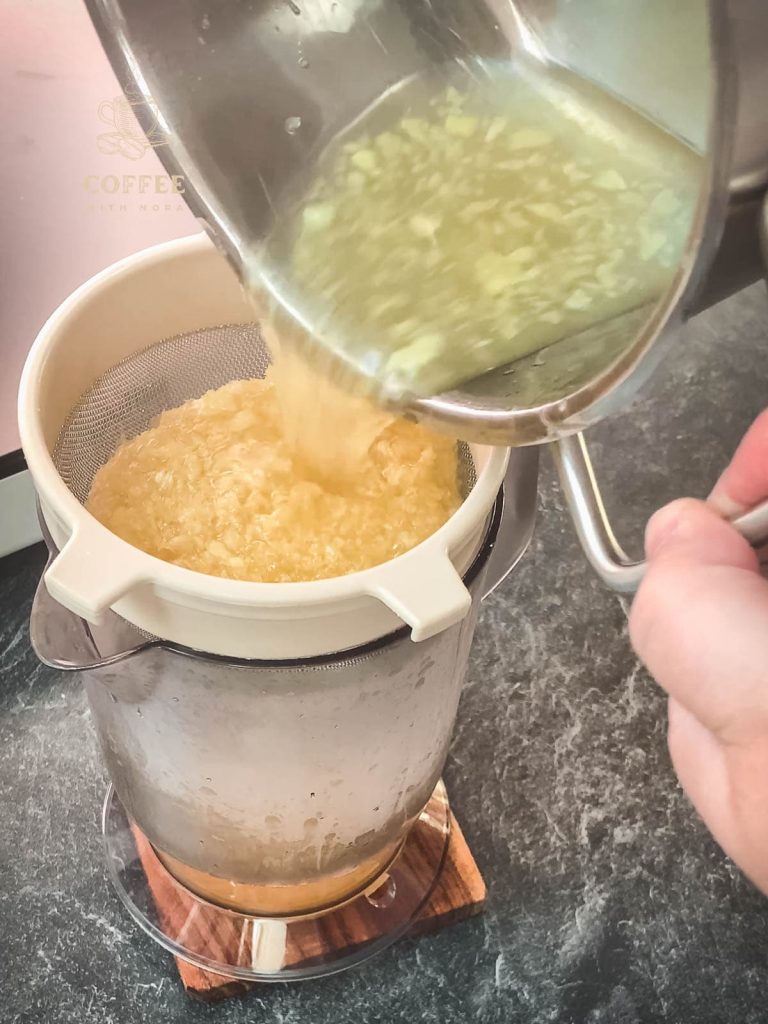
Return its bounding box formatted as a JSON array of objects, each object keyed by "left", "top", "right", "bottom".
[{"left": 132, "top": 811, "right": 485, "bottom": 1001}]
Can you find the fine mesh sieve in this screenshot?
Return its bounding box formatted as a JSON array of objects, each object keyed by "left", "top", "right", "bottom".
[
  {"left": 21, "top": 234, "right": 508, "bottom": 658},
  {"left": 53, "top": 322, "right": 477, "bottom": 508}
]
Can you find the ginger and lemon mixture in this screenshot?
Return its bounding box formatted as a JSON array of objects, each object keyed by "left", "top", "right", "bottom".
[
  {"left": 85, "top": 376, "right": 460, "bottom": 582},
  {"left": 288, "top": 65, "right": 700, "bottom": 395}
]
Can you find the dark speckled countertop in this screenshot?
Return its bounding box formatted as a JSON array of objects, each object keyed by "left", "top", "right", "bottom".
[{"left": 3, "top": 285, "right": 768, "bottom": 1024}]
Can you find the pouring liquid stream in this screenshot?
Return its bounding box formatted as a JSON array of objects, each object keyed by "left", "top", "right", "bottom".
[{"left": 254, "top": 55, "right": 702, "bottom": 470}]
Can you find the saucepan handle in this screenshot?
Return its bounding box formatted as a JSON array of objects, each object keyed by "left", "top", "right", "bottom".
[{"left": 552, "top": 432, "right": 768, "bottom": 595}]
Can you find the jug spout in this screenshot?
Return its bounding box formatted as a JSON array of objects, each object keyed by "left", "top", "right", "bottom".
[
  {"left": 30, "top": 511, "right": 155, "bottom": 671},
  {"left": 30, "top": 572, "right": 153, "bottom": 671}
]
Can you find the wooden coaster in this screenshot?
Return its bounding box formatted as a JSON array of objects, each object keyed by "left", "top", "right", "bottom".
[{"left": 132, "top": 811, "right": 486, "bottom": 1001}]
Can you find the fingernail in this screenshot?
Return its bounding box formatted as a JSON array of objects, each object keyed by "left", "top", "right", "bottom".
[{"left": 707, "top": 488, "right": 746, "bottom": 520}]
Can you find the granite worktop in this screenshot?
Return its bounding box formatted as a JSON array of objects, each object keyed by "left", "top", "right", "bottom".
[{"left": 3, "top": 284, "right": 768, "bottom": 1024}]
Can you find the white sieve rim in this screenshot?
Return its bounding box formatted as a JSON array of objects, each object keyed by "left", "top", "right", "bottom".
[{"left": 19, "top": 234, "right": 509, "bottom": 642}]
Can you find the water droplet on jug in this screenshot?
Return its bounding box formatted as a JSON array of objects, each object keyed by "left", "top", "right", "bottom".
[
  {"left": 171, "top": 697, "right": 179, "bottom": 703},
  {"left": 205, "top": 777, "right": 212, "bottom": 783},
  {"left": 284, "top": 116, "right": 302, "bottom": 135},
  {"left": 201, "top": 12, "right": 210, "bottom": 29},
  {"left": 286, "top": 0, "right": 300, "bottom": 13},
  {"left": 109, "top": 693, "right": 117, "bottom": 703},
  {"left": 136, "top": 708, "right": 143, "bottom": 717},
  {"left": 298, "top": 56, "right": 309, "bottom": 68}
]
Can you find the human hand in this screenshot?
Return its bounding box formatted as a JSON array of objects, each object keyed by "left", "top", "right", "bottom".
[{"left": 630, "top": 411, "right": 768, "bottom": 894}]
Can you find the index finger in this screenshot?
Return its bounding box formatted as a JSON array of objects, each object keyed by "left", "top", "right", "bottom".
[{"left": 709, "top": 410, "right": 768, "bottom": 518}]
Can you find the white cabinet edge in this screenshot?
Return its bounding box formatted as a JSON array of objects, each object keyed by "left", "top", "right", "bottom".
[{"left": 0, "top": 469, "right": 42, "bottom": 558}]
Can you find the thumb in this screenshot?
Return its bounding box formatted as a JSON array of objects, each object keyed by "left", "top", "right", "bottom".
[{"left": 630, "top": 497, "right": 768, "bottom": 745}]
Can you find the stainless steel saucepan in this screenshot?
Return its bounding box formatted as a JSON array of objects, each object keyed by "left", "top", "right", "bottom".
[{"left": 82, "top": 0, "right": 768, "bottom": 591}]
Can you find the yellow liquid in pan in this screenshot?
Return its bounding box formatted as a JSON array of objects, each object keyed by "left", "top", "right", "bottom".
[{"left": 284, "top": 62, "right": 701, "bottom": 397}]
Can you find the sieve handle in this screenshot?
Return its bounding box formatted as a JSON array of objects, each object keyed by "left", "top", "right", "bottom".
[
  {"left": 44, "top": 523, "right": 148, "bottom": 624},
  {"left": 29, "top": 504, "right": 153, "bottom": 667},
  {"left": 370, "top": 550, "right": 472, "bottom": 641},
  {"left": 552, "top": 432, "right": 768, "bottom": 594}
]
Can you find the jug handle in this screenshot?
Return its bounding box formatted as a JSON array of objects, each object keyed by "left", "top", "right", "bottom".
[{"left": 552, "top": 432, "right": 768, "bottom": 595}]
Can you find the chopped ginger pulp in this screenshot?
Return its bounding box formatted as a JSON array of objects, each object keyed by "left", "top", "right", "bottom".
[{"left": 86, "top": 376, "right": 461, "bottom": 582}]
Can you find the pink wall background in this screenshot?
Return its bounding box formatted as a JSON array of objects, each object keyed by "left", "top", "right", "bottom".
[{"left": 1, "top": 0, "right": 198, "bottom": 455}]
